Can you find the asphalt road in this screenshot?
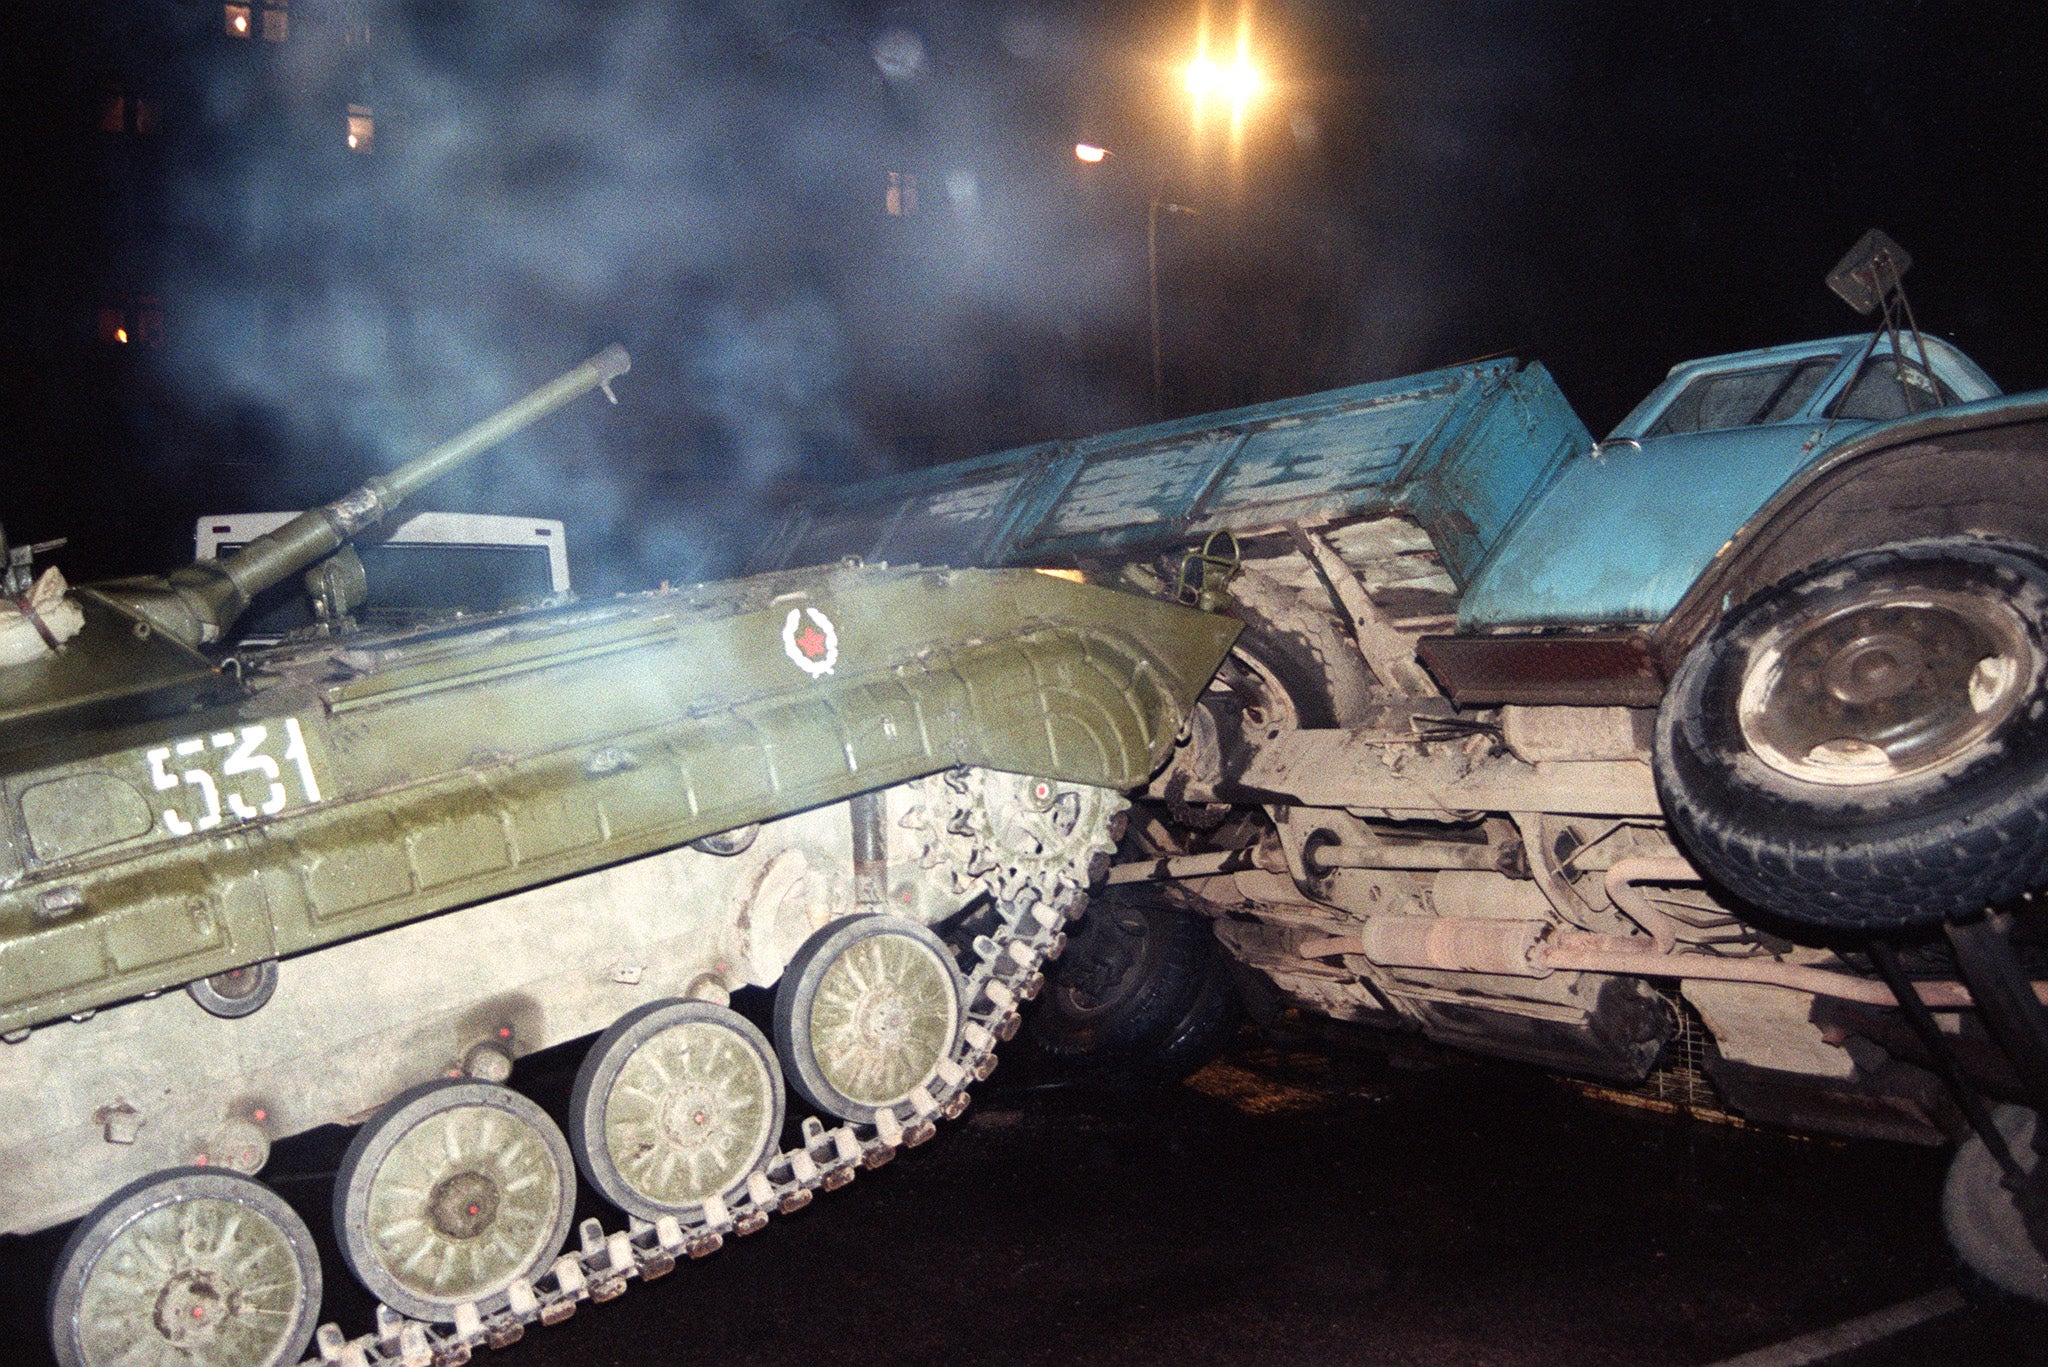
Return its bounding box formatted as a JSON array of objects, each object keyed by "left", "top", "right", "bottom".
[{"left": 7, "top": 1033, "right": 2044, "bottom": 1366}]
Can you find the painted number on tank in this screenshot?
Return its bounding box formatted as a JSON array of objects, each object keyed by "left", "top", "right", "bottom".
[{"left": 144, "top": 718, "right": 323, "bottom": 836}]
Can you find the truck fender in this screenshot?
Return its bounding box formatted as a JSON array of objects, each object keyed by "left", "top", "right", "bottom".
[{"left": 1654, "top": 398, "right": 2048, "bottom": 672}]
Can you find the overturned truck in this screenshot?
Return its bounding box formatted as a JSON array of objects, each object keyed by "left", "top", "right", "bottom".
[
  {"left": 0, "top": 347, "right": 1240, "bottom": 1366},
  {"left": 750, "top": 234, "right": 2048, "bottom": 1302}
]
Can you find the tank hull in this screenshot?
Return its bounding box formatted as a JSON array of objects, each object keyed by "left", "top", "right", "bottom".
[
  {"left": 3, "top": 773, "right": 1037, "bottom": 1235},
  {"left": 0, "top": 564, "right": 1238, "bottom": 1035}
]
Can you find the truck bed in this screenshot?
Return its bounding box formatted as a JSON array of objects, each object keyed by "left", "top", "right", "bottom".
[{"left": 746, "top": 360, "right": 1591, "bottom": 593}]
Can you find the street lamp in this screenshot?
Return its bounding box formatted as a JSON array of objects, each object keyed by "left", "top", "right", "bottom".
[
  {"left": 1185, "top": 3, "right": 1262, "bottom": 150},
  {"left": 1071, "top": 9, "right": 1261, "bottom": 416},
  {"left": 1147, "top": 195, "right": 1198, "bottom": 419},
  {"left": 1074, "top": 142, "right": 1198, "bottom": 419}
]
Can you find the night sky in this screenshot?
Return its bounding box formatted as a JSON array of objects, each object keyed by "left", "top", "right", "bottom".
[{"left": 3, "top": 1, "right": 2045, "bottom": 590}]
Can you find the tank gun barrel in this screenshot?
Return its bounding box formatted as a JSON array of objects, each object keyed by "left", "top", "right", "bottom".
[
  {"left": 344, "top": 343, "right": 631, "bottom": 521},
  {"left": 105, "top": 346, "right": 629, "bottom": 650}
]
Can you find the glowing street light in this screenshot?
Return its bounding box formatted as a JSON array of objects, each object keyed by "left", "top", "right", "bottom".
[
  {"left": 1184, "top": 55, "right": 1259, "bottom": 103},
  {"left": 1185, "top": 4, "right": 1262, "bottom": 146},
  {"left": 1063, "top": 136, "right": 1196, "bottom": 417}
]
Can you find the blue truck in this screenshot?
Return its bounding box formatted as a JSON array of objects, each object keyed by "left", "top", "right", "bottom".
[{"left": 749, "top": 235, "right": 2048, "bottom": 1303}]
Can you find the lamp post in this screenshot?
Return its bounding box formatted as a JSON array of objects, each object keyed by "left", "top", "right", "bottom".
[
  {"left": 1147, "top": 193, "right": 1199, "bottom": 419},
  {"left": 1074, "top": 21, "right": 1261, "bottom": 418},
  {"left": 1075, "top": 144, "right": 1201, "bottom": 420}
]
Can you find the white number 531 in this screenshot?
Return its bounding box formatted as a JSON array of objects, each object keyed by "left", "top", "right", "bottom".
[{"left": 145, "top": 717, "right": 323, "bottom": 836}]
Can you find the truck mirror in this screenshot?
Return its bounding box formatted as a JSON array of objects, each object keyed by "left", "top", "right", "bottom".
[{"left": 1826, "top": 229, "right": 1912, "bottom": 316}]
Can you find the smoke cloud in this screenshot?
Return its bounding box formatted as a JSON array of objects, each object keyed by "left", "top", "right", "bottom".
[{"left": 155, "top": 0, "right": 1156, "bottom": 590}]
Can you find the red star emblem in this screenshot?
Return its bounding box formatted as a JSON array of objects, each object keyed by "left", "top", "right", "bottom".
[{"left": 794, "top": 622, "right": 829, "bottom": 660}]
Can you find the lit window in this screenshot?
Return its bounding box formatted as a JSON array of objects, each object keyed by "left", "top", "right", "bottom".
[
  {"left": 97, "top": 92, "right": 161, "bottom": 135},
  {"left": 886, "top": 170, "right": 918, "bottom": 216},
  {"left": 224, "top": 4, "right": 251, "bottom": 37},
  {"left": 347, "top": 104, "right": 374, "bottom": 153},
  {"left": 262, "top": 1, "right": 288, "bottom": 42},
  {"left": 96, "top": 300, "right": 163, "bottom": 348}
]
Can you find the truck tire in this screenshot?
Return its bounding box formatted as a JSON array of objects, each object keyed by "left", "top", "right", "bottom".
[
  {"left": 1027, "top": 887, "right": 1238, "bottom": 1082},
  {"left": 1654, "top": 539, "right": 2048, "bottom": 932},
  {"left": 1223, "top": 568, "right": 1379, "bottom": 730},
  {"left": 1944, "top": 1103, "right": 2048, "bottom": 1307},
  {"left": 1139, "top": 939, "right": 1243, "bottom": 1081}
]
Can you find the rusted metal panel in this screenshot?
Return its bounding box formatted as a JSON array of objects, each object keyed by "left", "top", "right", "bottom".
[
  {"left": 1233, "top": 728, "right": 1662, "bottom": 815},
  {"left": 1415, "top": 632, "right": 1665, "bottom": 707},
  {"left": 744, "top": 359, "right": 1589, "bottom": 587}
]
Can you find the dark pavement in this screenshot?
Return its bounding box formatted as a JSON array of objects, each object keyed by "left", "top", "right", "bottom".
[{"left": 8, "top": 1033, "right": 2044, "bottom": 1366}]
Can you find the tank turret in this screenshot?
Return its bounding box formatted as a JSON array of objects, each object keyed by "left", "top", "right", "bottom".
[
  {"left": 0, "top": 345, "right": 628, "bottom": 740},
  {"left": 91, "top": 344, "right": 629, "bottom": 651}
]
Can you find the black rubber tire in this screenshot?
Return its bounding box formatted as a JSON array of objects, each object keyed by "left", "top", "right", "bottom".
[
  {"left": 1944, "top": 1103, "right": 2048, "bottom": 1306},
  {"left": 1139, "top": 936, "right": 1244, "bottom": 1081},
  {"left": 50, "top": 1168, "right": 322, "bottom": 1367},
  {"left": 1029, "top": 887, "right": 1238, "bottom": 1082},
  {"left": 1222, "top": 596, "right": 1379, "bottom": 732},
  {"left": 1655, "top": 539, "right": 2048, "bottom": 932},
  {"left": 1226, "top": 611, "right": 1344, "bottom": 729}
]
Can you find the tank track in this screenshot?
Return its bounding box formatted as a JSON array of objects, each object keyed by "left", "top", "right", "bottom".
[{"left": 302, "top": 770, "right": 1122, "bottom": 1367}]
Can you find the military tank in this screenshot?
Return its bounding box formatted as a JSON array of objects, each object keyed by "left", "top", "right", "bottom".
[{"left": 0, "top": 347, "right": 1240, "bottom": 1367}]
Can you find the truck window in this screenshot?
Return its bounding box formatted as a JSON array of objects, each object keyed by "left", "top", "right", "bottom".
[
  {"left": 1643, "top": 357, "right": 1840, "bottom": 437},
  {"left": 1828, "top": 354, "right": 1957, "bottom": 422}
]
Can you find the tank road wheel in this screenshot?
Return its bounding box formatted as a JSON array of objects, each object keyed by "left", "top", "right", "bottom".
[
  {"left": 774, "top": 915, "right": 966, "bottom": 1123},
  {"left": 569, "top": 1000, "right": 785, "bottom": 1222},
  {"left": 334, "top": 1080, "right": 575, "bottom": 1324},
  {"left": 49, "top": 1168, "right": 321, "bottom": 1367},
  {"left": 1655, "top": 539, "right": 2048, "bottom": 931}
]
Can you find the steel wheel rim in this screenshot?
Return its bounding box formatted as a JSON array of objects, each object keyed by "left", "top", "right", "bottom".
[
  {"left": 1737, "top": 586, "right": 2035, "bottom": 786},
  {"left": 74, "top": 1195, "right": 307, "bottom": 1367},
  {"left": 603, "top": 1019, "right": 777, "bottom": 1206},
  {"left": 808, "top": 931, "right": 959, "bottom": 1107},
  {"left": 1054, "top": 898, "right": 1155, "bottom": 1019},
  {"left": 362, "top": 1101, "right": 564, "bottom": 1306},
  {"left": 1224, "top": 646, "right": 1303, "bottom": 733}
]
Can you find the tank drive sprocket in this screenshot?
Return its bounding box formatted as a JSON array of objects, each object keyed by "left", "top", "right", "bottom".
[{"left": 907, "top": 767, "right": 1127, "bottom": 905}]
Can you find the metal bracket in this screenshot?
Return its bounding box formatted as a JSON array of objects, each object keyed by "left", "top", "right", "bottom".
[
  {"left": 1176, "top": 530, "right": 1242, "bottom": 614},
  {"left": 1289, "top": 525, "right": 1440, "bottom": 697}
]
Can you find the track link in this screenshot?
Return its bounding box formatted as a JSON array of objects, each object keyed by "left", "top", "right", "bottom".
[{"left": 303, "top": 771, "right": 1118, "bottom": 1367}]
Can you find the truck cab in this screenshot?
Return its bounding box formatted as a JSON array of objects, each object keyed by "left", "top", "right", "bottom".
[{"left": 1455, "top": 336, "right": 2002, "bottom": 629}]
